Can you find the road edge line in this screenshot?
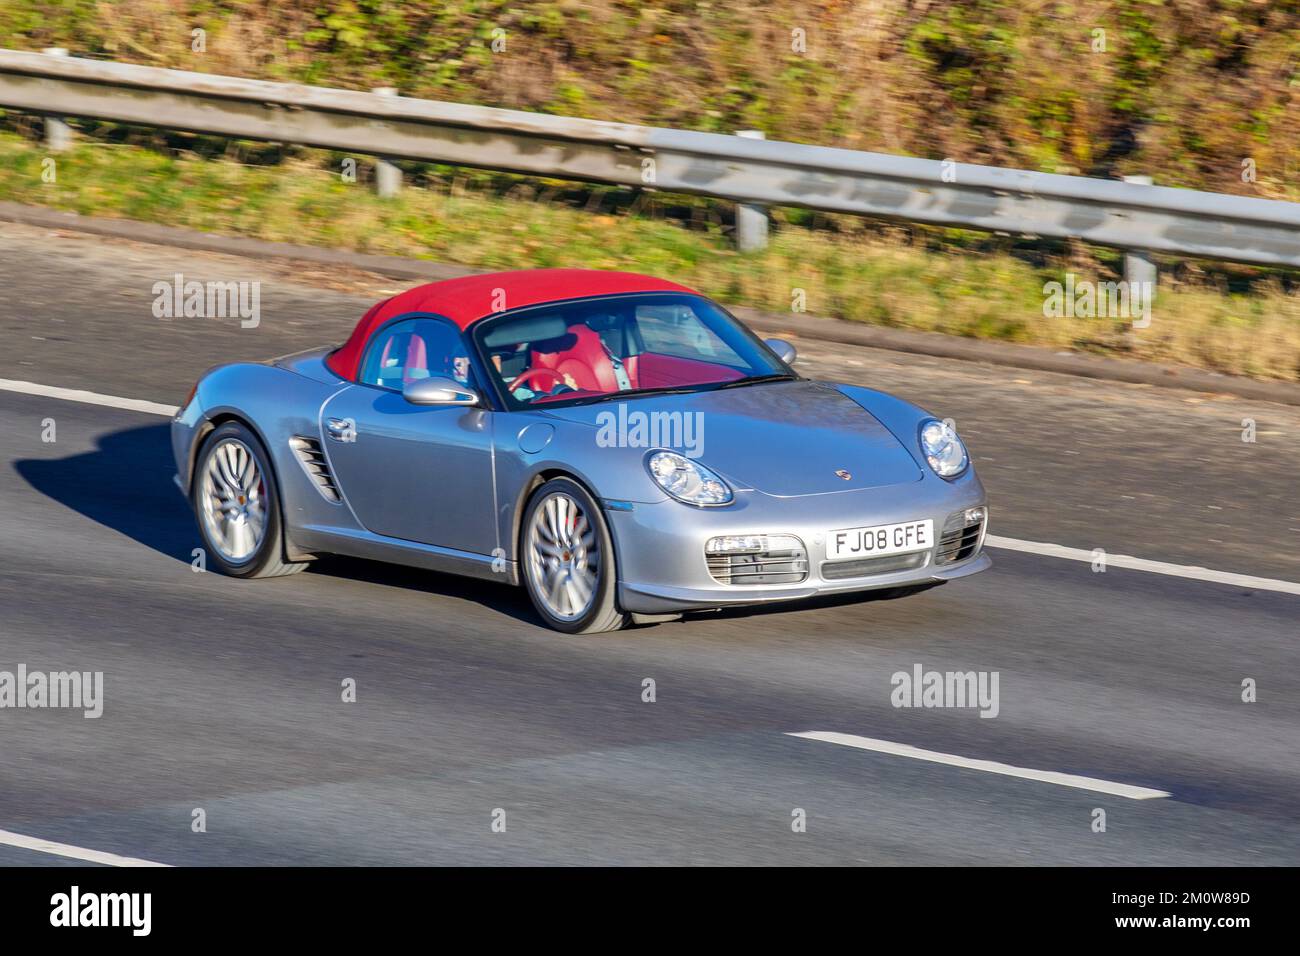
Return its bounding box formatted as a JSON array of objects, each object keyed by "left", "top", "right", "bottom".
[
  {"left": 0, "top": 827, "right": 170, "bottom": 867},
  {"left": 789, "top": 731, "right": 1171, "bottom": 800},
  {"left": 0, "top": 378, "right": 177, "bottom": 416},
  {"left": 985, "top": 534, "right": 1300, "bottom": 596}
]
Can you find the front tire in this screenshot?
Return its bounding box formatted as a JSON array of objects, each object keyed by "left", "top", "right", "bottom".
[
  {"left": 520, "top": 477, "right": 627, "bottom": 634},
  {"left": 192, "top": 421, "right": 306, "bottom": 579}
]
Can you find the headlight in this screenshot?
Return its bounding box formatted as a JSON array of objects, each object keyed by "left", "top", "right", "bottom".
[
  {"left": 919, "top": 419, "right": 969, "bottom": 478},
  {"left": 646, "top": 450, "right": 733, "bottom": 506}
]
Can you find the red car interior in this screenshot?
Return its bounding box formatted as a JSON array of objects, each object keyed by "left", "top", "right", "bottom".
[
  {"left": 529, "top": 325, "right": 623, "bottom": 392},
  {"left": 376, "top": 334, "right": 429, "bottom": 386},
  {"left": 634, "top": 353, "right": 744, "bottom": 389},
  {"left": 519, "top": 324, "right": 743, "bottom": 400}
]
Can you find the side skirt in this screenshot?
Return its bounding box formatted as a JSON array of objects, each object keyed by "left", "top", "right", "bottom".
[{"left": 295, "top": 524, "right": 519, "bottom": 586}]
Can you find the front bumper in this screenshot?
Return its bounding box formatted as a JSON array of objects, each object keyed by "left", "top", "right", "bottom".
[{"left": 607, "top": 475, "right": 990, "bottom": 614}]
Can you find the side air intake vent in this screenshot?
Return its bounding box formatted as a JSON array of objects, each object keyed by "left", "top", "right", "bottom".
[
  {"left": 936, "top": 508, "right": 985, "bottom": 565},
  {"left": 289, "top": 436, "right": 341, "bottom": 503}
]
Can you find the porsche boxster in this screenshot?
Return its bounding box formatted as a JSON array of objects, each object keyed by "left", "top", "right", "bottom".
[{"left": 172, "top": 269, "right": 989, "bottom": 633}]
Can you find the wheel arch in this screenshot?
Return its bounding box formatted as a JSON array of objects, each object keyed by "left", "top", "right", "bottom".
[
  {"left": 185, "top": 409, "right": 276, "bottom": 484},
  {"left": 512, "top": 468, "right": 621, "bottom": 588},
  {"left": 193, "top": 411, "right": 314, "bottom": 563}
]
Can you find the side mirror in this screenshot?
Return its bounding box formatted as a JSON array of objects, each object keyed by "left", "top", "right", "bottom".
[
  {"left": 765, "top": 337, "right": 797, "bottom": 365},
  {"left": 402, "top": 376, "right": 479, "bottom": 407}
]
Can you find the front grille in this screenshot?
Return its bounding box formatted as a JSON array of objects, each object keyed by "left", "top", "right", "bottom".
[
  {"left": 706, "top": 537, "right": 808, "bottom": 586},
  {"left": 936, "top": 510, "right": 984, "bottom": 565},
  {"left": 821, "top": 550, "right": 928, "bottom": 580},
  {"left": 289, "top": 436, "right": 341, "bottom": 503}
]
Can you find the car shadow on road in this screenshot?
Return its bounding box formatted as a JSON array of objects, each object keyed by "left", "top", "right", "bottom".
[
  {"left": 305, "top": 555, "right": 544, "bottom": 628},
  {"left": 16, "top": 422, "right": 548, "bottom": 624},
  {"left": 14, "top": 422, "right": 200, "bottom": 565}
]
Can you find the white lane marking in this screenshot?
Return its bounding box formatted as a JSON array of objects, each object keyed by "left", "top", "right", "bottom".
[
  {"left": 789, "top": 731, "right": 1171, "bottom": 800},
  {"left": 985, "top": 534, "right": 1300, "bottom": 596},
  {"left": 0, "top": 378, "right": 176, "bottom": 417},
  {"left": 3, "top": 377, "right": 1298, "bottom": 597},
  {"left": 0, "top": 827, "right": 171, "bottom": 867}
]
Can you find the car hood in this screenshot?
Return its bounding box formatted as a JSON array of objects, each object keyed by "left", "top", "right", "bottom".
[{"left": 540, "top": 379, "right": 923, "bottom": 497}]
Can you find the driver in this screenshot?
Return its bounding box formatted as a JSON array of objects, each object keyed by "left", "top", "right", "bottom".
[
  {"left": 497, "top": 343, "right": 578, "bottom": 402},
  {"left": 510, "top": 367, "right": 579, "bottom": 401}
]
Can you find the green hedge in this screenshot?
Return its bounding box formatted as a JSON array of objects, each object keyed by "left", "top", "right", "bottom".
[{"left": 4, "top": 1, "right": 1297, "bottom": 196}]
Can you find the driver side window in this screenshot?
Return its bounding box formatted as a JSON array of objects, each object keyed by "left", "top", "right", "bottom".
[{"left": 359, "top": 318, "right": 470, "bottom": 390}]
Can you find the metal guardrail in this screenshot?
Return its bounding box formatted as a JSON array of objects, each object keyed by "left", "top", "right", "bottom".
[{"left": 2, "top": 48, "right": 1300, "bottom": 268}]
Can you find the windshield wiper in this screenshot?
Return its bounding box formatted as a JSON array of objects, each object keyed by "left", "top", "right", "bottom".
[
  {"left": 541, "top": 376, "right": 792, "bottom": 407},
  {"left": 712, "top": 373, "right": 797, "bottom": 390},
  {"left": 561, "top": 385, "right": 700, "bottom": 406}
]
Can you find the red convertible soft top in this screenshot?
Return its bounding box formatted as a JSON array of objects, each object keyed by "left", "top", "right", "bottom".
[{"left": 326, "top": 268, "right": 694, "bottom": 381}]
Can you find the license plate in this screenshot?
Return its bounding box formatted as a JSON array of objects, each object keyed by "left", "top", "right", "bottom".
[{"left": 826, "top": 519, "right": 934, "bottom": 561}]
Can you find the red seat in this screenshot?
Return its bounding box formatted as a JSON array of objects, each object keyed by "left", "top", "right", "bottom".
[
  {"left": 375, "top": 332, "right": 429, "bottom": 385},
  {"left": 402, "top": 335, "right": 428, "bottom": 385},
  {"left": 530, "top": 325, "right": 628, "bottom": 393}
]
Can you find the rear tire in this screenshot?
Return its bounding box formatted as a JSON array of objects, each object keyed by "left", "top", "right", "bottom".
[
  {"left": 192, "top": 421, "right": 306, "bottom": 579},
  {"left": 520, "top": 477, "right": 627, "bottom": 634}
]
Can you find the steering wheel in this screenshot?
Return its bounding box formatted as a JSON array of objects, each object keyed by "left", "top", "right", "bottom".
[{"left": 510, "top": 367, "right": 567, "bottom": 395}]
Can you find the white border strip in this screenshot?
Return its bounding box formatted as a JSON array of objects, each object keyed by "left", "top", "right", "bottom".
[
  {"left": 0, "top": 827, "right": 170, "bottom": 867},
  {"left": 2, "top": 376, "right": 1297, "bottom": 597},
  {"left": 789, "top": 731, "right": 1170, "bottom": 800},
  {"left": 0, "top": 378, "right": 177, "bottom": 417},
  {"left": 985, "top": 534, "right": 1300, "bottom": 596}
]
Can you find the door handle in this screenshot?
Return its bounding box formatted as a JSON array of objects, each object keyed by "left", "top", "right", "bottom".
[{"left": 325, "top": 417, "right": 356, "bottom": 443}]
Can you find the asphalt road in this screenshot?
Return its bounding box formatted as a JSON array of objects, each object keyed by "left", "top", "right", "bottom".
[{"left": 1, "top": 221, "right": 1298, "bottom": 865}]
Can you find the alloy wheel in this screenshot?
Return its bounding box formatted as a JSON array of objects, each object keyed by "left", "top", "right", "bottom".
[
  {"left": 198, "top": 437, "right": 267, "bottom": 562},
  {"left": 526, "top": 491, "right": 600, "bottom": 622}
]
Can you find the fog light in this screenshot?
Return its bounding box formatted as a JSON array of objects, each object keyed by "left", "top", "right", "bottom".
[
  {"left": 964, "top": 507, "right": 986, "bottom": 526},
  {"left": 705, "top": 534, "right": 804, "bottom": 555},
  {"left": 706, "top": 535, "right": 765, "bottom": 554}
]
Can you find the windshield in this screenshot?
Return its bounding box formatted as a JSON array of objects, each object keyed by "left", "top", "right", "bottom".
[{"left": 472, "top": 292, "right": 793, "bottom": 409}]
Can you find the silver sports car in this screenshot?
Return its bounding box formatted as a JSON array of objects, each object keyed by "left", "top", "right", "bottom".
[{"left": 172, "top": 269, "right": 989, "bottom": 633}]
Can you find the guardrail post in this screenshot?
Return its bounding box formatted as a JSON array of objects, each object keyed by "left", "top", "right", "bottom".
[
  {"left": 1122, "top": 175, "right": 1157, "bottom": 290},
  {"left": 41, "top": 48, "right": 72, "bottom": 152},
  {"left": 371, "top": 87, "right": 402, "bottom": 198},
  {"left": 734, "top": 130, "right": 768, "bottom": 252}
]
